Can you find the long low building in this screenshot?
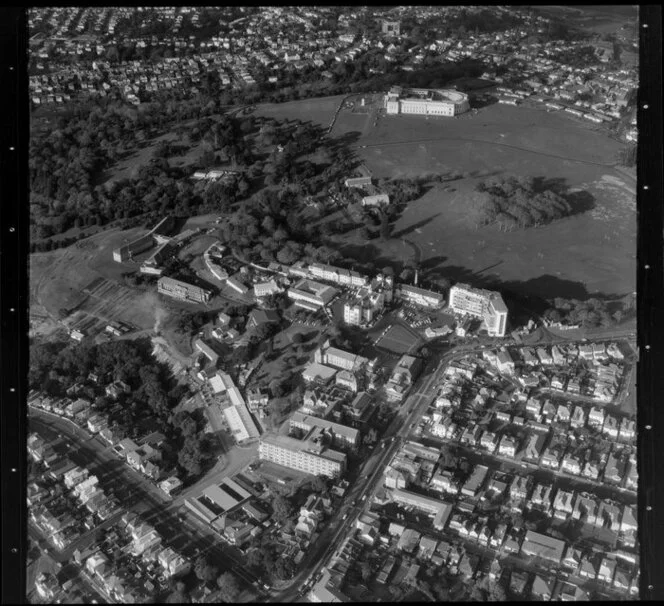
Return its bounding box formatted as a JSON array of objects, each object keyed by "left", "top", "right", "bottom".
[
  {"left": 157, "top": 276, "right": 212, "bottom": 304},
  {"left": 113, "top": 216, "right": 175, "bottom": 262},
  {"left": 308, "top": 263, "right": 369, "bottom": 287},
  {"left": 520, "top": 530, "right": 566, "bottom": 564},
  {"left": 223, "top": 404, "right": 261, "bottom": 443},
  {"left": 385, "top": 86, "right": 470, "bottom": 117},
  {"left": 185, "top": 476, "right": 252, "bottom": 525},
  {"left": 390, "top": 488, "right": 453, "bottom": 530},
  {"left": 288, "top": 278, "right": 338, "bottom": 309},
  {"left": 290, "top": 411, "right": 359, "bottom": 449},
  {"left": 258, "top": 429, "right": 347, "bottom": 478},
  {"left": 395, "top": 284, "right": 444, "bottom": 308},
  {"left": 113, "top": 233, "right": 155, "bottom": 263}
]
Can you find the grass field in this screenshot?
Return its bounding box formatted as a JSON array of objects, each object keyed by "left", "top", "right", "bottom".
[
  {"left": 301, "top": 96, "right": 636, "bottom": 299},
  {"left": 252, "top": 94, "right": 346, "bottom": 127}
]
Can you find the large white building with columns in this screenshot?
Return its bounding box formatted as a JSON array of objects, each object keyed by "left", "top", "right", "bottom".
[{"left": 385, "top": 87, "right": 470, "bottom": 117}]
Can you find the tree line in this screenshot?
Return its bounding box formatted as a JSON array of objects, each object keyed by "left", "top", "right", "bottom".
[{"left": 542, "top": 296, "right": 625, "bottom": 328}]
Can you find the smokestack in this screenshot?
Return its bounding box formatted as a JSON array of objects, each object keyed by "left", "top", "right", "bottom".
[{"left": 154, "top": 306, "right": 166, "bottom": 335}]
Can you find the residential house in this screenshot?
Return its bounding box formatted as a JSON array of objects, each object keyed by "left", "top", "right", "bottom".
[
  {"left": 612, "top": 567, "right": 632, "bottom": 591},
  {"left": 496, "top": 350, "right": 515, "bottom": 374},
  {"left": 582, "top": 460, "right": 600, "bottom": 481},
  {"left": 540, "top": 446, "right": 561, "bottom": 470},
  {"left": 596, "top": 500, "right": 621, "bottom": 531},
  {"left": 618, "top": 418, "right": 636, "bottom": 442},
  {"left": 570, "top": 406, "right": 586, "bottom": 428},
  {"left": 510, "top": 475, "right": 531, "bottom": 502},
  {"left": 498, "top": 435, "right": 518, "bottom": 458},
  {"left": 588, "top": 406, "right": 605, "bottom": 428},
  {"left": 556, "top": 404, "right": 571, "bottom": 424},
  {"left": 524, "top": 434, "right": 546, "bottom": 462},
  {"left": 572, "top": 493, "right": 598, "bottom": 525},
  {"left": 551, "top": 345, "right": 566, "bottom": 365},
  {"left": 480, "top": 431, "right": 499, "bottom": 453},
  {"left": 531, "top": 575, "right": 554, "bottom": 601},
  {"left": 552, "top": 489, "right": 575, "bottom": 519},
  {"left": 578, "top": 555, "right": 598, "bottom": 579},
  {"left": 510, "top": 570, "right": 529, "bottom": 595},
  {"left": 620, "top": 505, "right": 637, "bottom": 533},
  {"left": 536, "top": 348, "right": 553, "bottom": 365},
  {"left": 561, "top": 546, "right": 582, "bottom": 572},
  {"left": 558, "top": 582, "right": 590, "bottom": 601},
  {"left": 490, "top": 523, "right": 507, "bottom": 549},
  {"left": 531, "top": 483, "right": 553, "bottom": 511},
  {"left": 561, "top": 453, "right": 582, "bottom": 475},
  {"left": 603, "top": 451, "right": 623, "bottom": 484},
  {"left": 597, "top": 557, "right": 617, "bottom": 584}
]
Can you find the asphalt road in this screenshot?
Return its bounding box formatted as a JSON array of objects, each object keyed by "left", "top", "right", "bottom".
[
  {"left": 28, "top": 411, "right": 266, "bottom": 599},
  {"left": 270, "top": 330, "right": 637, "bottom": 602},
  {"left": 29, "top": 330, "right": 636, "bottom": 602}
]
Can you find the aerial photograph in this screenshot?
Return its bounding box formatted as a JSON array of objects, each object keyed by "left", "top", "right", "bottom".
[{"left": 26, "top": 5, "right": 639, "bottom": 603}]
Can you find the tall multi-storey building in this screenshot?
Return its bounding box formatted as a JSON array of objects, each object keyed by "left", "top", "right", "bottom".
[
  {"left": 449, "top": 283, "right": 508, "bottom": 337},
  {"left": 258, "top": 429, "right": 347, "bottom": 478}
]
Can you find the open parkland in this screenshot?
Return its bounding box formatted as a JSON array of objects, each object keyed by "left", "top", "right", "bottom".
[{"left": 31, "top": 90, "right": 635, "bottom": 348}]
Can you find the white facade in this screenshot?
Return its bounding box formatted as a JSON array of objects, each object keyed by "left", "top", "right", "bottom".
[
  {"left": 343, "top": 289, "right": 385, "bottom": 326},
  {"left": 385, "top": 87, "right": 470, "bottom": 116},
  {"left": 397, "top": 284, "right": 444, "bottom": 308},
  {"left": 258, "top": 435, "right": 346, "bottom": 478},
  {"left": 449, "top": 283, "right": 508, "bottom": 337}
]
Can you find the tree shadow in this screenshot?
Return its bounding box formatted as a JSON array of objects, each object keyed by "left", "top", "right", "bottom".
[
  {"left": 391, "top": 213, "right": 441, "bottom": 239},
  {"left": 531, "top": 176, "right": 596, "bottom": 216}
]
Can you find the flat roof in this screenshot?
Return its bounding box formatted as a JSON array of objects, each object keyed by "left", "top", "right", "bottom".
[
  {"left": 392, "top": 488, "right": 452, "bottom": 514},
  {"left": 261, "top": 433, "right": 347, "bottom": 463},
  {"left": 201, "top": 478, "right": 250, "bottom": 513},
  {"left": 400, "top": 284, "right": 444, "bottom": 300},
  {"left": 290, "top": 411, "right": 359, "bottom": 441},
  {"left": 291, "top": 278, "right": 338, "bottom": 298},
  {"left": 521, "top": 530, "right": 566, "bottom": 558}
]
